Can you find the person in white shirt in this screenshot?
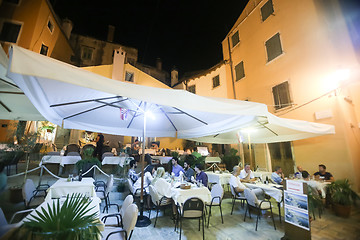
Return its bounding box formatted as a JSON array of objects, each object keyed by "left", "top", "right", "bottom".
[
  {"left": 239, "top": 164, "right": 256, "bottom": 183},
  {"left": 133, "top": 165, "right": 155, "bottom": 195},
  {"left": 230, "top": 166, "right": 264, "bottom": 199}
]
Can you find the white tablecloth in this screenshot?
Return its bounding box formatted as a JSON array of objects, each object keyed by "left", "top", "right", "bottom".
[
  {"left": 171, "top": 185, "right": 211, "bottom": 205},
  {"left": 152, "top": 156, "right": 173, "bottom": 164},
  {"left": 45, "top": 178, "right": 96, "bottom": 200},
  {"left": 244, "top": 182, "right": 283, "bottom": 203},
  {"left": 205, "top": 157, "right": 221, "bottom": 163},
  {"left": 102, "top": 156, "right": 126, "bottom": 167},
  {"left": 297, "top": 179, "right": 330, "bottom": 198},
  {"left": 41, "top": 155, "right": 81, "bottom": 167},
  {"left": 206, "top": 172, "right": 232, "bottom": 185},
  {"left": 253, "top": 171, "right": 273, "bottom": 182}
]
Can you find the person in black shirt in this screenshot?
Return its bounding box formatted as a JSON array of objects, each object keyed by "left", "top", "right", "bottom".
[
  {"left": 314, "top": 164, "right": 334, "bottom": 182},
  {"left": 93, "top": 133, "right": 104, "bottom": 161}
]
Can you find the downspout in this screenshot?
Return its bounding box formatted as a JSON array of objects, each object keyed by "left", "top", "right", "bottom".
[{"left": 227, "top": 36, "right": 236, "bottom": 99}]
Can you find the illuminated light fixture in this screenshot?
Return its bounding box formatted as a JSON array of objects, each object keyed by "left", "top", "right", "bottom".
[
  {"left": 145, "top": 111, "right": 155, "bottom": 120},
  {"left": 326, "top": 69, "right": 350, "bottom": 91},
  {"left": 241, "top": 128, "right": 257, "bottom": 134}
]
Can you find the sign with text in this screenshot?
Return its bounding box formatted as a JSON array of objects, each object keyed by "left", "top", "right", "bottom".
[{"left": 286, "top": 180, "right": 303, "bottom": 194}]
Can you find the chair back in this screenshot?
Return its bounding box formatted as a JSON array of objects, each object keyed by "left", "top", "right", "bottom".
[
  {"left": 210, "top": 183, "right": 223, "bottom": 204},
  {"left": 102, "top": 152, "right": 114, "bottom": 160},
  {"left": 127, "top": 178, "right": 134, "bottom": 194},
  {"left": 230, "top": 184, "right": 236, "bottom": 197},
  {"left": 120, "top": 195, "right": 134, "bottom": 217},
  {"left": 182, "top": 197, "right": 204, "bottom": 218},
  {"left": 65, "top": 144, "right": 80, "bottom": 155},
  {"left": 0, "top": 208, "right": 7, "bottom": 226},
  {"left": 47, "top": 151, "right": 60, "bottom": 156},
  {"left": 67, "top": 152, "right": 80, "bottom": 156},
  {"left": 105, "top": 174, "right": 114, "bottom": 195},
  {"left": 149, "top": 185, "right": 160, "bottom": 205},
  {"left": 244, "top": 188, "right": 259, "bottom": 208},
  {"left": 122, "top": 204, "right": 138, "bottom": 237},
  {"left": 22, "top": 179, "right": 36, "bottom": 205}
]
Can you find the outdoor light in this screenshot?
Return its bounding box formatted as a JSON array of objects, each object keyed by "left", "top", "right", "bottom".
[
  {"left": 145, "top": 111, "right": 155, "bottom": 120},
  {"left": 326, "top": 69, "right": 350, "bottom": 91},
  {"left": 241, "top": 128, "right": 257, "bottom": 134}
]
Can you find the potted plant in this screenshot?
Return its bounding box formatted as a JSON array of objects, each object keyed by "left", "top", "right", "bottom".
[
  {"left": 76, "top": 148, "right": 101, "bottom": 178},
  {"left": 222, "top": 148, "right": 240, "bottom": 172},
  {"left": 13, "top": 193, "right": 102, "bottom": 240},
  {"left": 327, "top": 179, "right": 360, "bottom": 218}
]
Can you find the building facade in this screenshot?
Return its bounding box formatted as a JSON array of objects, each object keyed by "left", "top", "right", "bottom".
[{"left": 221, "top": 0, "right": 360, "bottom": 189}]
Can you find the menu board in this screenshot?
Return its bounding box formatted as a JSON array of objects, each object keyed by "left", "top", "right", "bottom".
[{"left": 284, "top": 190, "right": 310, "bottom": 230}]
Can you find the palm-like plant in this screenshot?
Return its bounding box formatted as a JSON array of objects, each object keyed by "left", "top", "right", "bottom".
[
  {"left": 327, "top": 179, "right": 359, "bottom": 206},
  {"left": 14, "top": 193, "right": 102, "bottom": 240}
]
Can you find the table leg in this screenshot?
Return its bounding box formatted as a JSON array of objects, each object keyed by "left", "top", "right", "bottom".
[{"left": 278, "top": 202, "right": 282, "bottom": 223}]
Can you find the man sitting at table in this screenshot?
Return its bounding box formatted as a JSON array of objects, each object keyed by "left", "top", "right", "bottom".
[
  {"left": 240, "top": 164, "right": 256, "bottom": 183},
  {"left": 128, "top": 160, "right": 139, "bottom": 183},
  {"left": 171, "top": 157, "right": 185, "bottom": 177},
  {"left": 271, "top": 166, "right": 284, "bottom": 185},
  {"left": 314, "top": 164, "right": 334, "bottom": 182},
  {"left": 183, "top": 160, "right": 195, "bottom": 182},
  {"left": 295, "top": 165, "right": 304, "bottom": 179},
  {"left": 193, "top": 164, "right": 208, "bottom": 187},
  {"left": 230, "top": 166, "right": 264, "bottom": 198}
]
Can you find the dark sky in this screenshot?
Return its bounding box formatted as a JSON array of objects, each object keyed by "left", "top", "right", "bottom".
[{"left": 53, "top": 0, "right": 249, "bottom": 75}]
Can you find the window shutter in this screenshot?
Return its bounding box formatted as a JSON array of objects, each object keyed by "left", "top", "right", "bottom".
[
  {"left": 266, "top": 33, "right": 283, "bottom": 62},
  {"left": 261, "top": 0, "right": 274, "bottom": 22},
  {"left": 235, "top": 61, "right": 245, "bottom": 81}
]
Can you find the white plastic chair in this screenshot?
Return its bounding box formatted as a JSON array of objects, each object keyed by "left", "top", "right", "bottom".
[
  {"left": 230, "top": 184, "right": 246, "bottom": 214},
  {"left": 22, "top": 179, "right": 48, "bottom": 208},
  {"left": 244, "top": 188, "right": 276, "bottom": 231},
  {"left": 206, "top": 183, "right": 224, "bottom": 227},
  {"left": 102, "top": 195, "right": 134, "bottom": 227},
  {"left": 105, "top": 203, "right": 138, "bottom": 240},
  {"left": 47, "top": 151, "right": 60, "bottom": 156},
  {"left": 66, "top": 152, "right": 80, "bottom": 156},
  {"left": 0, "top": 208, "right": 34, "bottom": 238},
  {"left": 96, "top": 174, "right": 118, "bottom": 213},
  {"left": 149, "top": 185, "right": 172, "bottom": 227}
]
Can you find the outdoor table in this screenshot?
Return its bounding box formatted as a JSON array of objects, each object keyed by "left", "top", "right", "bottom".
[
  {"left": 45, "top": 177, "right": 96, "bottom": 200},
  {"left": 102, "top": 156, "right": 126, "bottom": 167},
  {"left": 171, "top": 183, "right": 211, "bottom": 205},
  {"left": 244, "top": 182, "right": 283, "bottom": 202},
  {"left": 151, "top": 156, "right": 173, "bottom": 164},
  {"left": 296, "top": 179, "right": 330, "bottom": 198},
  {"left": 206, "top": 171, "right": 232, "bottom": 185},
  {"left": 41, "top": 155, "right": 82, "bottom": 175}
]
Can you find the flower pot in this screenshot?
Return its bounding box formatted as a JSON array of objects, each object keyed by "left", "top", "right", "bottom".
[
  {"left": 10, "top": 186, "right": 23, "bottom": 203},
  {"left": 333, "top": 203, "right": 351, "bottom": 218}
]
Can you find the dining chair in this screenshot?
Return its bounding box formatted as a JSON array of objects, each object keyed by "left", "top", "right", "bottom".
[
  {"left": 96, "top": 174, "right": 119, "bottom": 213},
  {"left": 22, "top": 179, "right": 49, "bottom": 208},
  {"left": 0, "top": 207, "right": 34, "bottom": 238},
  {"left": 243, "top": 188, "right": 276, "bottom": 231},
  {"left": 102, "top": 194, "right": 134, "bottom": 227},
  {"left": 105, "top": 203, "right": 138, "bottom": 240},
  {"left": 149, "top": 185, "right": 172, "bottom": 227},
  {"left": 206, "top": 183, "right": 224, "bottom": 227},
  {"left": 47, "top": 151, "right": 60, "bottom": 156},
  {"left": 176, "top": 197, "right": 205, "bottom": 240},
  {"left": 230, "top": 184, "right": 246, "bottom": 215}
]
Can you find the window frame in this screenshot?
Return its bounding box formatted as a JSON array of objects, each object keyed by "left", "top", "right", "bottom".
[
  {"left": 260, "top": 0, "right": 275, "bottom": 22},
  {"left": 234, "top": 61, "right": 245, "bottom": 81},
  {"left": 265, "top": 32, "right": 284, "bottom": 63},
  {"left": 231, "top": 31, "right": 240, "bottom": 49},
  {"left": 125, "top": 71, "right": 135, "bottom": 82},
  {"left": 272, "top": 81, "right": 292, "bottom": 111},
  {"left": 40, "top": 43, "right": 49, "bottom": 56},
  {"left": 81, "top": 46, "right": 94, "bottom": 61},
  {"left": 212, "top": 75, "right": 220, "bottom": 89},
  {"left": 0, "top": 19, "right": 23, "bottom": 44},
  {"left": 47, "top": 17, "right": 55, "bottom": 34},
  {"left": 188, "top": 85, "right": 196, "bottom": 94}
]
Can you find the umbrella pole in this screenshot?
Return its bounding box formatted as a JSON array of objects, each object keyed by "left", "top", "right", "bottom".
[{"left": 136, "top": 106, "right": 151, "bottom": 227}]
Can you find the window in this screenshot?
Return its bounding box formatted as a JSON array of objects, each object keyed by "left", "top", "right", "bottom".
[
  {"left": 40, "top": 44, "right": 48, "bottom": 56},
  {"left": 272, "top": 81, "right": 291, "bottom": 110},
  {"left": 235, "top": 61, "right": 245, "bottom": 81},
  {"left": 265, "top": 33, "right": 283, "bottom": 62},
  {"left": 231, "top": 31, "right": 240, "bottom": 48},
  {"left": 212, "top": 75, "right": 220, "bottom": 88},
  {"left": 261, "top": 0, "right": 274, "bottom": 21},
  {"left": 125, "top": 71, "right": 134, "bottom": 82},
  {"left": 188, "top": 85, "right": 196, "bottom": 94},
  {"left": 47, "top": 19, "right": 54, "bottom": 33},
  {"left": 81, "top": 46, "right": 93, "bottom": 61},
  {"left": 0, "top": 22, "right": 21, "bottom": 43}
]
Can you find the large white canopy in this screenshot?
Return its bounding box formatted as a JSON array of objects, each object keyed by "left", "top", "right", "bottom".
[
  {"left": 0, "top": 46, "right": 45, "bottom": 121},
  {"left": 6, "top": 46, "right": 335, "bottom": 142}
]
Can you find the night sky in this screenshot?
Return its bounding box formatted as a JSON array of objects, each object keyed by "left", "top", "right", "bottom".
[{"left": 53, "top": 0, "right": 249, "bottom": 75}]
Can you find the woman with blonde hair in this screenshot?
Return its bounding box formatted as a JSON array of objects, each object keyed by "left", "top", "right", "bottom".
[{"left": 152, "top": 167, "right": 166, "bottom": 185}]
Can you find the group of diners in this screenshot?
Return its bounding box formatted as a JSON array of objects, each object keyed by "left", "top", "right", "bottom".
[{"left": 271, "top": 164, "right": 334, "bottom": 185}]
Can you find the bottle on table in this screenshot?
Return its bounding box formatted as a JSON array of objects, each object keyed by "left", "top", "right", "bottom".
[
  {"left": 79, "top": 169, "right": 83, "bottom": 181},
  {"left": 265, "top": 176, "right": 269, "bottom": 185}
]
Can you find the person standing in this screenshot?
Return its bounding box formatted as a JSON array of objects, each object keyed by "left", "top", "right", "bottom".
[{"left": 93, "top": 133, "right": 104, "bottom": 161}]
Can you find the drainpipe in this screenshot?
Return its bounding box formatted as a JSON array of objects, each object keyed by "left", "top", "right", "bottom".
[{"left": 227, "top": 36, "right": 236, "bottom": 99}]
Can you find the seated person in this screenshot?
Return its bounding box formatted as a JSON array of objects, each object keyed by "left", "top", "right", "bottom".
[
  {"left": 143, "top": 154, "right": 153, "bottom": 173},
  {"left": 171, "top": 157, "right": 185, "bottom": 177},
  {"left": 239, "top": 164, "right": 256, "bottom": 182},
  {"left": 152, "top": 167, "right": 166, "bottom": 185},
  {"left": 230, "top": 166, "right": 264, "bottom": 198},
  {"left": 302, "top": 171, "right": 323, "bottom": 196},
  {"left": 152, "top": 167, "right": 172, "bottom": 203},
  {"left": 128, "top": 160, "right": 139, "bottom": 183},
  {"left": 193, "top": 164, "right": 208, "bottom": 187},
  {"left": 314, "top": 164, "right": 334, "bottom": 182},
  {"left": 131, "top": 138, "right": 140, "bottom": 155},
  {"left": 133, "top": 165, "right": 155, "bottom": 194},
  {"left": 295, "top": 165, "right": 304, "bottom": 179},
  {"left": 183, "top": 160, "right": 195, "bottom": 182},
  {"left": 271, "top": 166, "right": 284, "bottom": 185}
]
